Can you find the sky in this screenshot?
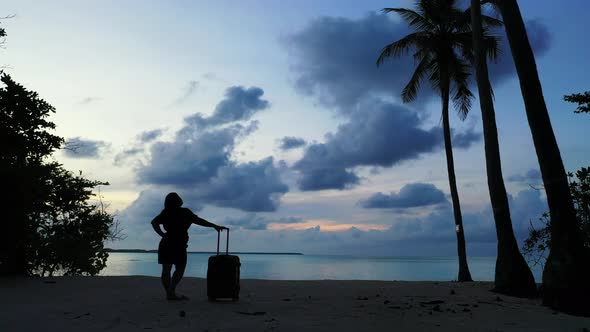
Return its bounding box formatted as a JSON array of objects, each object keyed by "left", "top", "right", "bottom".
[{"left": 2, "top": 0, "right": 590, "bottom": 256}]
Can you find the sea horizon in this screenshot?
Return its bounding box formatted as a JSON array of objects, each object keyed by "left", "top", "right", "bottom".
[{"left": 101, "top": 252, "right": 545, "bottom": 282}]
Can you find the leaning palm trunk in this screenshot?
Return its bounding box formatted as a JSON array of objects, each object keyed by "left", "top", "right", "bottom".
[
  {"left": 497, "top": 0, "right": 590, "bottom": 314},
  {"left": 441, "top": 75, "right": 473, "bottom": 282},
  {"left": 470, "top": 0, "right": 536, "bottom": 296}
]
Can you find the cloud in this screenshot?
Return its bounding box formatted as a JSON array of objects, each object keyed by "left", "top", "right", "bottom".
[
  {"left": 131, "top": 86, "right": 287, "bottom": 212},
  {"left": 186, "top": 86, "right": 269, "bottom": 129},
  {"left": 113, "top": 187, "right": 547, "bottom": 257},
  {"left": 137, "top": 123, "right": 250, "bottom": 187},
  {"left": 222, "top": 214, "right": 305, "bottom": 231},
  {"left": 191, "top": 157, "right": 289, "bottom": 212},
  {"left": 278, "top": 136, "right": 307, "bottom": 151},
  {"left": 138, "top": 129, "right": 163, "bottom": 143},
  {"left": 114, "top": 147, "right": 143, "bottom": 166},
  {"left": 360, "top": 183, "right": 447, "bottom": 209},
  {"left": 286, "top": 13, "right": 416, "bottom": 112},
  {"left": 293, "top": 100, "right": 480, "bottom": 191},
  {"left": 113, "top": 129, "right": 165, "bottom": 166},
  {"left": 508, "top": 169, "right": 542, "bottom": 184},
  {"left": 452, "top": 129, "right": 482, "bottom": 149},
  {"left": 488, "top": 19, "right": 551, "bottom": 85},
  {"left": 118, "top": 84, "right": 288, "bottom": 242},
  {"left": 171, "top": 80, "right": 199, "bottom": 106},
  {"left": 286, "top": 12, "right": 551, "bottom": 113},
  {"left": 223, "top": 214, "right": 268, "bottom": 230},
  {"left": 63, "top": 137, "right": 109, "bottom": 158}
]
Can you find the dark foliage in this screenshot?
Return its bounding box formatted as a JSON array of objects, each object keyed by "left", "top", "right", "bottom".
[
  {"left": 523, "top": 168, "right": 590, "bottom": 266},
  {"left": 0, "top": 73, "right": 120, "bottom": 276},
  {"left": 564, "top": 91, "right": 590, "bottom": 114}
]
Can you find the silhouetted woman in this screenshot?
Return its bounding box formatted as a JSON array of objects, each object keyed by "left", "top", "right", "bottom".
[{"left": 151, "top": 192, "right": 226, "bottom": 300}]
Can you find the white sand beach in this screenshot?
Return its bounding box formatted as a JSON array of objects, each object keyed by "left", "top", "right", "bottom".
[{"left": 1, "top": 277, "right": 589, "bottom": 331}]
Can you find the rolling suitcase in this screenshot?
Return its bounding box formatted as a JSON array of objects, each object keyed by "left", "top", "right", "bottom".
[{"left": 207, "top": 229, "right": 240, "bottom": 301}]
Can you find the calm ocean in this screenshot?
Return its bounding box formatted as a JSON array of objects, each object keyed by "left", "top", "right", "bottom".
[{"left": 101, "top": 253, "right": 544, "bottom": 282}]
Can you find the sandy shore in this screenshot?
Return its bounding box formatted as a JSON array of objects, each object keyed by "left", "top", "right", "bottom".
[{"left": 1, "top": 277, "right": 589, "bottom": 331}]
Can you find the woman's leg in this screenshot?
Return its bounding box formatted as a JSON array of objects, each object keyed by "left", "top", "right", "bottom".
[
  {"left": 161, "top": 264, "right": 173, "bottom": 297},
  {"left": 170, "top": 262, "right": 186, "bottom": 298}
]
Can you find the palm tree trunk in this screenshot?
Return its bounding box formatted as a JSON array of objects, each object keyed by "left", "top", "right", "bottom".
[
  {"left": 441, "top": 75, "right": 473, "bottom": 282},
  {"left": 470, "top": 0, "right": 536, "bottom": 297},
  {"left": 498, "top": 0, "right": 590, "bottom": 314}
]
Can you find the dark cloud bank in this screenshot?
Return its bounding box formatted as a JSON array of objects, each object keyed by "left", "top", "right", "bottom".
[
  {"left": 287, "top": 12, "right": 550, "bottom": 112},
  {"left": 286, "top": 12, "right": 550, "bottom": 192},
  {"left": 361, "top": 183, "right": 447, "bottom": 209},
  {"left": 293, "top": 100, "right": 481, "bottom": 191}
]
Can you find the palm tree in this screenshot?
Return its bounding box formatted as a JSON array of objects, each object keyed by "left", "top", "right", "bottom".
[
  {"left": 376, "top": 0, "right": 483, "bottom": 282},
  {"left": 492, "top": 0, "right": 590, "bottom": 314},
  {"left": 469, "top": 0, "right": 536, "bottom": 296}
]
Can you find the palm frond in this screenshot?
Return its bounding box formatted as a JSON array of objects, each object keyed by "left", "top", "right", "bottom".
[
  {"left": 448, "top": 57, "right": 474, "bottom": 120},
  {"left": 452, "top": 81, "right": 473, "bottom": 120},
  {"left": 402, "top": 54, "right": 432, "bottom": 103},
  {"left": 376, "top": 32, "right": 421, "bottom": 65},
  {"left": 482, "top": 32, "right": 501, "bottom": 62},
  {"left": 427, "top": 59, "right": 443, "bottom": 94},
  {"left": 453, "top": 32, "right": 475, "bottom": 64},
  {"left": 382, "top": 8, "right": 433, "bottom": 31},
  {"left": 481, "top": 15, "right": 503, "bottom": 28}
]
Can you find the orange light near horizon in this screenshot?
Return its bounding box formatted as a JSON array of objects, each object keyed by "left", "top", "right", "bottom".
[{"left": 267, "top": 219, "right": 389, "bottom": 232}]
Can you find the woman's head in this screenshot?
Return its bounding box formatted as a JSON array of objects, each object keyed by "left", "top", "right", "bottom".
[{"left": 164, "top": 192, "right": 183, "bottom": 209}]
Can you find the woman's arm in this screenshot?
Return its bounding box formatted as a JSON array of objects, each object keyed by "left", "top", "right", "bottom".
[
  {"left": 151, "top": 216, "right": 166, "bottom": 237},
  {"left": 190, "top": 211, "right": 227, "bottom": 231}
]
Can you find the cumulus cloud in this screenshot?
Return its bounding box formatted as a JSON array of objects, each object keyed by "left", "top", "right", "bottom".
[
  {"left": 360, "top": 183, "right": 447, "bottom": 209},
  {"left": 278, "top": 136, "right": 307, "bottom": 151},
  {"left": 293, "top": 100, "right": 480, "bottom": 191},
  {"left": 136, "top": 124, "right": 288, "bottom": 212},
  {"left": 507, "top": 169, "right": 542, "bottom": 184},
  {"left": 117, "top": 87, "right": 288, "bottom": 243},
  {"left": 63, "top": 137, "right": 109, "bottom": 158},
  {"left": 126, "top": 86, "right": 287, "bottom": 212},
  {"left": 191, "top": 157, "right": 289, "bottom": 212},
  {"left": 137, "top": 124, "right": 246, "bottom": 186},
  {"left": 286, "top": 12, "right": 551, "bottom": 113},
  {"left": 186, "top": 86, "right": 269, "bottom": 129}
]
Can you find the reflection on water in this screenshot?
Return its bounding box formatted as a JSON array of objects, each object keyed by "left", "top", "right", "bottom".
[{"left": 100, "top": 253, "right": 544, "bottom": 281}]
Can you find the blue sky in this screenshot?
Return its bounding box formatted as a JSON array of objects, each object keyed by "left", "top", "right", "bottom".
[{"left": 2, "top": 0, "right": 589, "bottom": 256}]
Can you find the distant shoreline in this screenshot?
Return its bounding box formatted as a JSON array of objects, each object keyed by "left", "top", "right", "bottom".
[{"left": 105, "top": 248, "right": 304, "bottom": 255}]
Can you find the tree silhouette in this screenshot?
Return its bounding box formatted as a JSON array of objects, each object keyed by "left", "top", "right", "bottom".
[
  {"left": 564, "top": 91, "right": 590, "bottom": 114},
  {"left": 470, "top": 0, "right": 536, "bottom": 296},
  {"left": 376, "top": 0, "right": 498, "bottom": 282},
  {"left": 493, "top": 0, "right": 590, "bottom": 315},
  {"left": 0, "top": 73, "right": 119, "bottom": 276}
]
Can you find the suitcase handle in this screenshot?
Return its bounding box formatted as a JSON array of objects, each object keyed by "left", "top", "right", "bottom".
[{"left": 216, "top": 228, "right": 229, "bottom": 255}]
